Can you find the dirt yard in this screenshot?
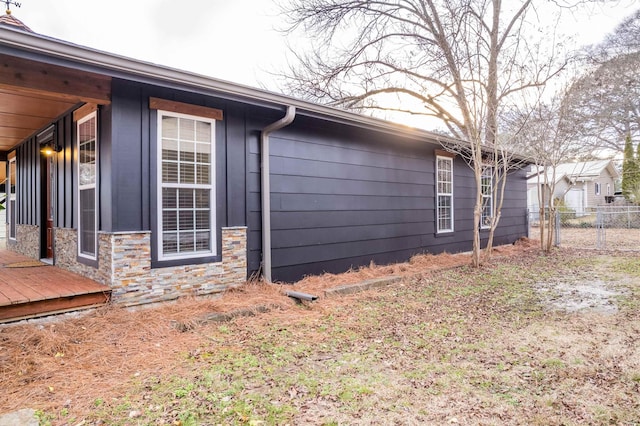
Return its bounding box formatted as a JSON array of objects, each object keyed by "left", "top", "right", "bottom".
[
  {"left": 1, "top": 241, "right": 639, "bottom": 425},
  {"left": 529, "top": 226, "right": 640, "bottom": 250}
]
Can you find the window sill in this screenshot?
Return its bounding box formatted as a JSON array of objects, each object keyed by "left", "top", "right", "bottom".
[
  {"left": 77, "top": 255, "right": 98, "bottom": 268},
  {"left": 152, "top": 254, "right": 222, "bottom": 269}
]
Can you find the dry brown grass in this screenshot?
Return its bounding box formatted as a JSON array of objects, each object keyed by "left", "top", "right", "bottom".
[{"left": 0, "top": 241, "right": 537, "bottom": 421}]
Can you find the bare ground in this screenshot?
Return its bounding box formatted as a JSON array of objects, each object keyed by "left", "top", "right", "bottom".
[
  {"left": 1, "top": 240, "right": 639, "bottom": 425},
  {"left": 529, "top": 226, "right": 640, "bottom": 251}
]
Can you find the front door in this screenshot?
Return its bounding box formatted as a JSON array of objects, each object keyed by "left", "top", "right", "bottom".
[
  {"left": 44, "top": 154, "right": 54, "bottom": 259},
  {"left": 38, "top": 126, "right": 56, "bottom": 261}
]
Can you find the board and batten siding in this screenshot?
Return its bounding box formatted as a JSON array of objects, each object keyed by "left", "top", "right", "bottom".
[{"left": 12, "top": 113, "right": 78, "bottom": 231}]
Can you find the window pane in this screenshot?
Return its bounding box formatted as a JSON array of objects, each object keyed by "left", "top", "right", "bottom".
[
  {"left": 481, "top": 168, "right": 493, "bottom": 228},
  {"left": 162, "top": 188, "right": 177, "bottom": 209},
  {"left": 79, "top": 135, "right": 96, "bottom": 186},
  {"left": 196, "top": 164, "right": 210, "bottom": 185},
  {"left": 196, "top": 143, "right": 210, "bottom": 163},
  {"left": 162, "top": 139, "right": 179, "bottom": 161},
  {"left": 179, "top": 232, "right": 195, "bottom": 252},
  {"left": 79, "top": 119, "right": 96, "bottom": 142},
  {"left": 163, "top": 210, "right": 177, "bottom": 232},
  {"left": 9, "top": 199, "right": 16, "bottom": 239},
  {"left": 181, "top": 163, "right": 195, "bottom": 184},
  {"left": 195, "top": 231, "right": 210, "bottom": 250},
  {"left": 79, "top": 188, "right": 96, "bottom": 256},
  {"left": 163, "top": 233, "right": 178, "bottom": 254},
  {"left": 162, "top": 116, "right": 178, "bottom": 138},
  {"left": 9, "top": 160, "right": 16, "bottom": 239},
  {"left": 178, "top": 189, "right": 194, "bottom": 208},
  {"left": 163, "top": 162, "right": 178, "bottom": 183},
  {"left": 482, "top": 198, "right": 492, "bottom": 226},
  {"left": 180, "top": 119, "right": 195, "bottom": 141},
  {"left": 195, "top": 210, "right": 209, "bottom": 229},
  {"left": 195, "top": 189, "right": 210, "bottom": 208},
  {"left": 196, "top": 121, "right": 211, "bottom": 142},
  {"left": 437, "top": 195, "right": 452, "bottom": 231},
  {"left": 179, "top": 211, "right": 194, "bottom": 230},
  {"left": 180, "top": 141, "right": 195, "bottom": 162}
]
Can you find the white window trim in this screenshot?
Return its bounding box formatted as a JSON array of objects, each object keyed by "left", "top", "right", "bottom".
[
  {"left": 157, "top": 110, "right": 217, "bottom": 261},
  {"left": 8, "top": 156, "right": 16, "bottom": 241},
  {"left": 480, "top": 167, "right": 493, "bottom": 230},
  {"left": 595, "top": 182, "right": 601, "bottom": 196},
  {"left": 77, "top": 112, "right": 98, "bottom": 261},
  {"left": 436, "top": 156, "right": 454, "bottom": 233}
]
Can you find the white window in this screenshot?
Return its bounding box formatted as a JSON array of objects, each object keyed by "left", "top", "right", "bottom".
[
  {"left": 436, "top": 156, "right": 453, "bottom": 233},
  {"left": 8, "top": 157, "right": 16, "bottom": 240},
  {"left": 77, "top": 113, "right": 98, "bottom": 260},
  {"left": 607, "top": 183, "right": 611, "bottom": 195},
  {"left": 157, "top": 111, "right": 216, "bottom": 260},
  {"left": 595, "top": 182, "right": 601, "bottom": 195},
  {"left": 481, "top": 167, "right": 493, "bottom": 229}
]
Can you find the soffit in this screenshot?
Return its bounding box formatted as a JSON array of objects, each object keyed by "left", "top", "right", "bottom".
[{"left": 0, "top": 54, "right": 111, "bottom": 152}]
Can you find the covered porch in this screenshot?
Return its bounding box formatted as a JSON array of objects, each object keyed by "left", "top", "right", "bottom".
[
  {"left": 0, "top": 248, "right": 111, "bottom": 323},
  {"left": 0, "top": 21, "right": 114, "bottom": 320}
]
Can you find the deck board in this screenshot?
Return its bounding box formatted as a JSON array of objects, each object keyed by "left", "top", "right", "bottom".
[{"left": 0, "top": 249, "right": 111, "bottom": 322}]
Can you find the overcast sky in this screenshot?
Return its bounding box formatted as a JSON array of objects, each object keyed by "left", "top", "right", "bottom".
[{"left": 8, "top": 0, "right": 638, "bottom": 92}]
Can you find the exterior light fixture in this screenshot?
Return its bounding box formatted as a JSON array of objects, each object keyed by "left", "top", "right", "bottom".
[{"left": 40, "top": 143, "right": 62, "bottom": 156}]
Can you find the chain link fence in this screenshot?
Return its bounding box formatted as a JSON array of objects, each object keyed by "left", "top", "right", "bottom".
[{"left": 528, "top": 205, "right": 640, "bottom": 251}]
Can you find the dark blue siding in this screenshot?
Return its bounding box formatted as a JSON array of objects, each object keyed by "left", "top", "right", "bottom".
[
  {"left": 10, "top": 77, "right": 527, "bottom": 283},
  {"left": 248, "top": 116, "right": 528, "bottom": 283}
]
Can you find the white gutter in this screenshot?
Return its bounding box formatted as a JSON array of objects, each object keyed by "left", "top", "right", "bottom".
[{"left": 261, "top": 106, "right": 296, "bottom": 282}]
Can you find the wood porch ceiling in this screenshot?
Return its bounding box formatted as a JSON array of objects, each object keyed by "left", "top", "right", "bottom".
[{"left": 0, "top": 54, "right": 111, "bottom": 152}]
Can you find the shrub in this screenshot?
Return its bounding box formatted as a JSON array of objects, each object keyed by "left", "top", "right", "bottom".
[{"left": 555, "top": 198, "right": 576, "bottom": 225}]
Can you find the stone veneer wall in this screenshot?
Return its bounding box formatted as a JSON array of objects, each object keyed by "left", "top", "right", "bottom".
[
  {"left": 54, "top": 228, "right": 112, "bottom": 285},
  {"left": 10, "top": 224, "right": 40, "bottom": 259},
  {"left": 53, "top": 226, "right": 248, "bottom": 306}
]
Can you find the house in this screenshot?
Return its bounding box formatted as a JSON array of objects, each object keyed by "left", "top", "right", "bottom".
[
  {"left": 527, "top": 160, "right": 620, "bottom": 216},
  {"left": 0, "top": 11, "right": 529, "bottom": 306}
]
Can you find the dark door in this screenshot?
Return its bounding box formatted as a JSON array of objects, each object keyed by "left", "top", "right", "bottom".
[
  {"left": 38, "top": 126, "right": 56, "bottom": 260},
  {"left": 45, "top": 154, "right": 54, "bottom": 259}
]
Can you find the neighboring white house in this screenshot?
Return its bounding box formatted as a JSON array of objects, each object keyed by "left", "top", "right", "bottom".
[{"left": 527, "top": 160, "right": 620, "bottom": 216}]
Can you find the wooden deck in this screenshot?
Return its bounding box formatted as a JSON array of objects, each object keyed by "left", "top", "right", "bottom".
[{"left": 0, "top": 249, "right": 111, "bottom": 323}]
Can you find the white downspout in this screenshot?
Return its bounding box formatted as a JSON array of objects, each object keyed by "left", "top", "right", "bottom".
[{"left": 261, "top": 106, "right": 296, "bottom": 282}]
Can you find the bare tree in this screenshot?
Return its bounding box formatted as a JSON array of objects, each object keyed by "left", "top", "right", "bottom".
[
  {"left": 278, "top": 0, "right": 570, "bottom": 266},
  {"left": 563, "top": 9, "right": 640, "bottom": 154},
  {"left": 506, "top": 86, "right": 588, "bottom": 252}
]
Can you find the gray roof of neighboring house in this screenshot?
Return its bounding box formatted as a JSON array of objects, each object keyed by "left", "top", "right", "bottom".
[{"left": 527, "top": 159, "right": 620, "bottom": 184}]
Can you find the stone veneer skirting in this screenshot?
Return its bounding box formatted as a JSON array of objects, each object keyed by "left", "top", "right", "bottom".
[
  {"left": 52, "top": 227, "right": 248, "bottom": 306},
  {"left": 9, "top": 224, "right": 40, "bottom": 259}
]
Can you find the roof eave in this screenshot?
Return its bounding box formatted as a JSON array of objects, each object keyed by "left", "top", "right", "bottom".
[{"left": 0, "top": 25, "right": 458, "bottom": 144}]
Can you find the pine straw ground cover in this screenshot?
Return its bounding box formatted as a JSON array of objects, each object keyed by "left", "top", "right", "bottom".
[{"left": 1, "top": 241, "right": 640, "bottom": 425}]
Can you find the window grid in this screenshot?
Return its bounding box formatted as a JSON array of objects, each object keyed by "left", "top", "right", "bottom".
[
  {"left": 158, "top": 111, "right": 215, "bottom": 259},
  {"left": 77, "top": 113, "right": 98, "bottom": 259},
  {"left": 436, "top": 156, "right": 453, "bottom": 233},
  {"left": 481, "top": 167, "right": 493, "bottom": 229},
  {"left": 8, "top": 157, "right": 16, "bottom": 240}
]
